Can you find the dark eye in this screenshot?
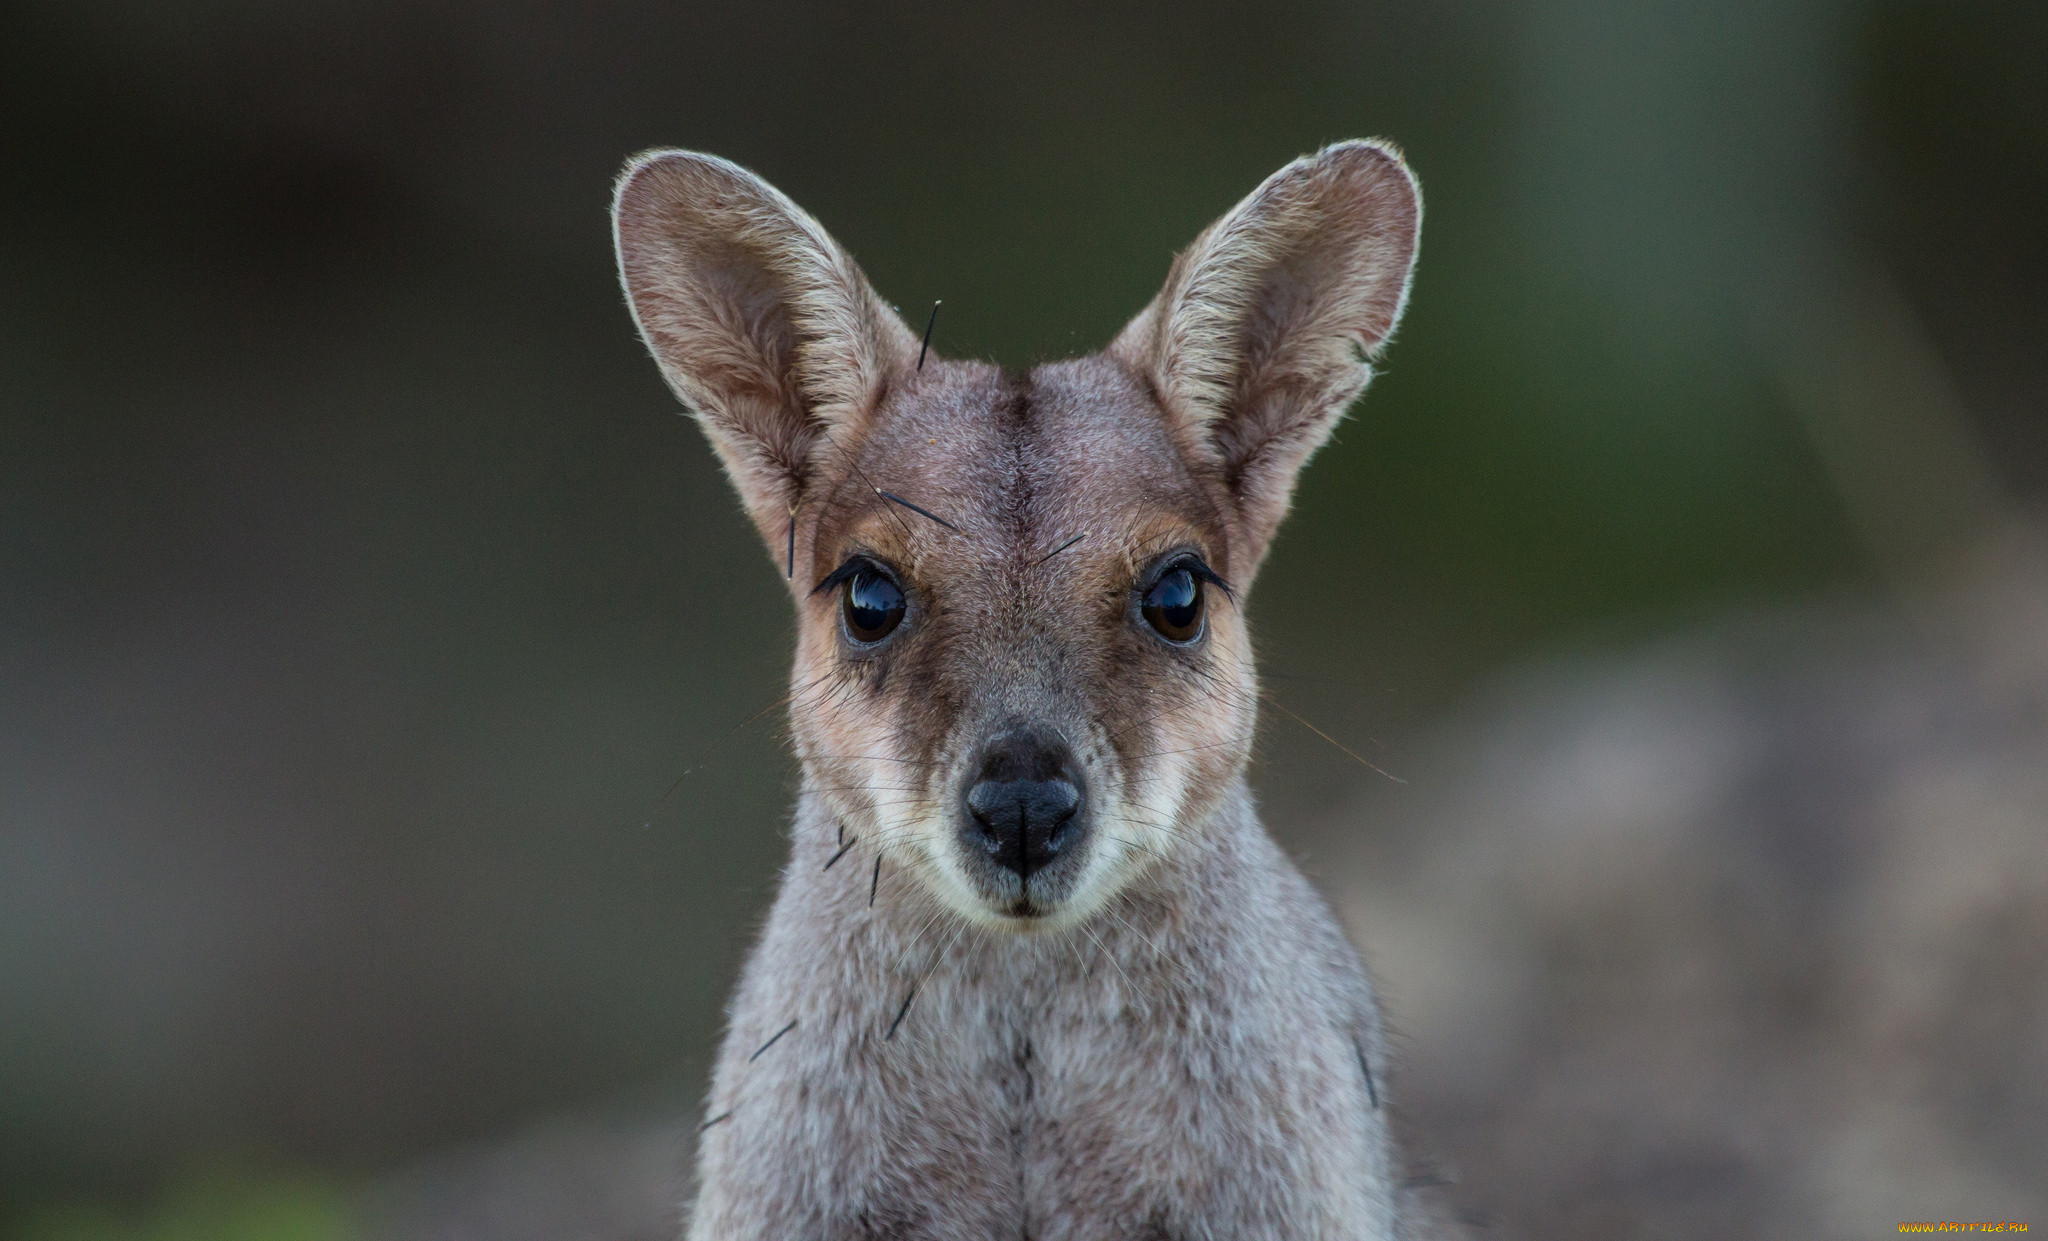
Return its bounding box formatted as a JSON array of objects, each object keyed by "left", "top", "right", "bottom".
[
  {"left": 842, "top": 567, "right": 906, "bottom": 644},
  {"left": 1141, "top": 567, "right": 1204, "bottom": 643}
]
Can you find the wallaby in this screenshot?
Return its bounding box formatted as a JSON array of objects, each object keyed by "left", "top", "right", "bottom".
[{"left": 613, "top": 141, "right": 1439, "bottom": 1240}]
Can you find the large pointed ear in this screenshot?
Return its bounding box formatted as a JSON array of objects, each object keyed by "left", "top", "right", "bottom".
[
  {"left": 1110, "top": 140, "right": 1421, "bottom": 566},
  {"left": 612, "top": 150, "right": 920, "bottom": 554}
]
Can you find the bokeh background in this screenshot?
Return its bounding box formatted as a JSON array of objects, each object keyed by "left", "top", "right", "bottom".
[{"left": 3, "top": 1, "right": 2043, "bottom": 1237}]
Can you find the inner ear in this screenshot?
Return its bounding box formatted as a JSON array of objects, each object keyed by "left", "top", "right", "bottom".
[
  {"left": 1111, "top": 140, "right": 1422, "bottom": 566},
  {"left": 709, "top": 246, "right": 798, "bottom": 367},
  {"left": 612, "top": 149, "right": 918, "bottom": 565},
  {"left": 678, "top": 243, "right": 806, "bottom": 445}
]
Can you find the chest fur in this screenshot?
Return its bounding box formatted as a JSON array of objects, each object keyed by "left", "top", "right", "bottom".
[{"left": 688, "top": 822, "right": 1395, "bottom": 1240}]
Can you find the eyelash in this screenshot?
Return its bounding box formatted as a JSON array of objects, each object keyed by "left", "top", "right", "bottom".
[
  {"left": 1145, "top": 554, "right": 1232, "bottom": 599},
  {"left": 812, "top": 555, "right": 893, "bottom": 597},
  {"left": 810, "top": 553, "right": 1230, "bottom": 613}
]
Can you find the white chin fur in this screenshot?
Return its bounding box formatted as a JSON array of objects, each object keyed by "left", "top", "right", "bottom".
[{"left": 901, "top": 759, "right": 1197, "bottom": 934}]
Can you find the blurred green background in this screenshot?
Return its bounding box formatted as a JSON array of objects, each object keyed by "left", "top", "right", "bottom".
[{"left": 1, "top": 0, "right": 2042, "bottom": 1233}]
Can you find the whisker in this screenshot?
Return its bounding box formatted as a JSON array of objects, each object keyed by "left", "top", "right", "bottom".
[
  {"left": 883, "top": 912, "right": 971, "bottom": 1045},
  {"left": 928, "top": 915, "right": 971, "bottom": 973},
  {"left": 820, "top": 429, "right": 918, "bottom": 545},
  {"left": 739, "top": 670, "right": 834, "bottom": 731},
  {"left": 823, "top": 837, "right": 858, "bottom": 871},
  {"left": 858, "top": 822, "right": 933, "bottom": 844},
  {"left": 1354, "top": 1037, "right": 1380, "bottom": 1109},
  {"left": 884, "top": 984, "right": 918, "bottom": 1041},
  {"left": 825, "top": 800, "right": 929, "bottom": 821},
  {"left": 656, "top": 767, "right": 696, "bottom": 805},
  {"left": 878, "top": 489, "right": 961, "bottom": 532},
  {"left": 1106, "top": 816, "right": 1198, "bottom": 849},
  {"left": 640, "top": 670, "right": 851, "bottom": 824},
  {"left": 1105, "top": 820, "right": 1196, "bottom": 849},
  {"left": 1109, "top": 834, "right": 1171, "bottom": 860},
  {"left": 854, "top": 836, "right": 930, "bottom": 863},
  {"left": 1101, "top": 903, "right": 1171, "bottom": 962},
  {"left": 809, "top": 753, "right": 930, "bottom": 766},
  {"left": 917, "top": 299, "right": 941, "bottom": 371},
  {"left": 1033, "top": 533, "right": 1086, "bottom": 566},
  {"left": 1056, "top": 926, "right": 1094, "bottom": 978},
  {"left": 810, "top": 784, "right": 929, "bottom": 796},
  {"left": 1122, "top": 738, "right": 1242, "bottom": 762},
  {"left": 892, "top": 903, "right": 953, "bottom": 978},
  {"left": 749, "top": 1019, "right": 798, "bottom": 1062},
  {"left": 1261, "top": 692, "right": 1406, "bottom": 783},
  {"left": 1080, "top": 922, "right": 1135, "bottom": 993}
]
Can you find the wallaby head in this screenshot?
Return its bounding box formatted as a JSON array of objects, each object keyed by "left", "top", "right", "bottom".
[{"left": 614, "top": 144, "right": 1419, "bottom": 933}]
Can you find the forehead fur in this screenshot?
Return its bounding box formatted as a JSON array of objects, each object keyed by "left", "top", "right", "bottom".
[{"left": 808, "top": 355, "right": 1232, "bottom": 581}]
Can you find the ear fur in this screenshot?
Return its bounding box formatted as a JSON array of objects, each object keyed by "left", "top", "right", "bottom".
[
  {"left": 612, "top": 150, "right": 919, "bottom": 552},
  {"left": 1110, "top": 140, "right": 1422, "bottom": 561}
]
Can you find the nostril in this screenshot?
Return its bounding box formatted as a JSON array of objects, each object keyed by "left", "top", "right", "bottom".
[
  {"left": 965, "top": 781, "right": 1008, "bottom": 835},
  {"left": 1036, "top": 781, "right": 1080, "bottom": 827}
]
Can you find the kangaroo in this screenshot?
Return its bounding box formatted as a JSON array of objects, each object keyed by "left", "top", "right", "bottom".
[{"left": 613, "top": 141, "right": 1437, "bottom": 1240}]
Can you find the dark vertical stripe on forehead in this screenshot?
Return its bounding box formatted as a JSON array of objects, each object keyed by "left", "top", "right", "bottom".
[
  {"left": 998, "top": 377, "right": 1043, "bottom": 544},
  {"left": 1017, "top": 356, "right": 1233, "bottom": 570}
]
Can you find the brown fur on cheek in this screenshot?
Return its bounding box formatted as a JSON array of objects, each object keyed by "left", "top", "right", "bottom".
[
  {"left": 786, "top": 498, "right": 982, "bottom": 895},
  {"left": 1102, "top": 600, "right": 1258, "bottom": 854},
  {"left": 785, "top": 592, "right": 946, "bottom": 865}
]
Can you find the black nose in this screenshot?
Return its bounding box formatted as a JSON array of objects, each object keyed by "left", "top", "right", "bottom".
[{"left": 964, "top": 728, "right": 1083, "bottom": 880}]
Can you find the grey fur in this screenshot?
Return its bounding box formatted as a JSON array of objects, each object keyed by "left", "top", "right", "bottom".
[
  {"left": 613, "top": 143, "right": 1445, "bottom": 1239},
  {"left": 692, "top": 788, "right": 1413, "bottom": 1239}
]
